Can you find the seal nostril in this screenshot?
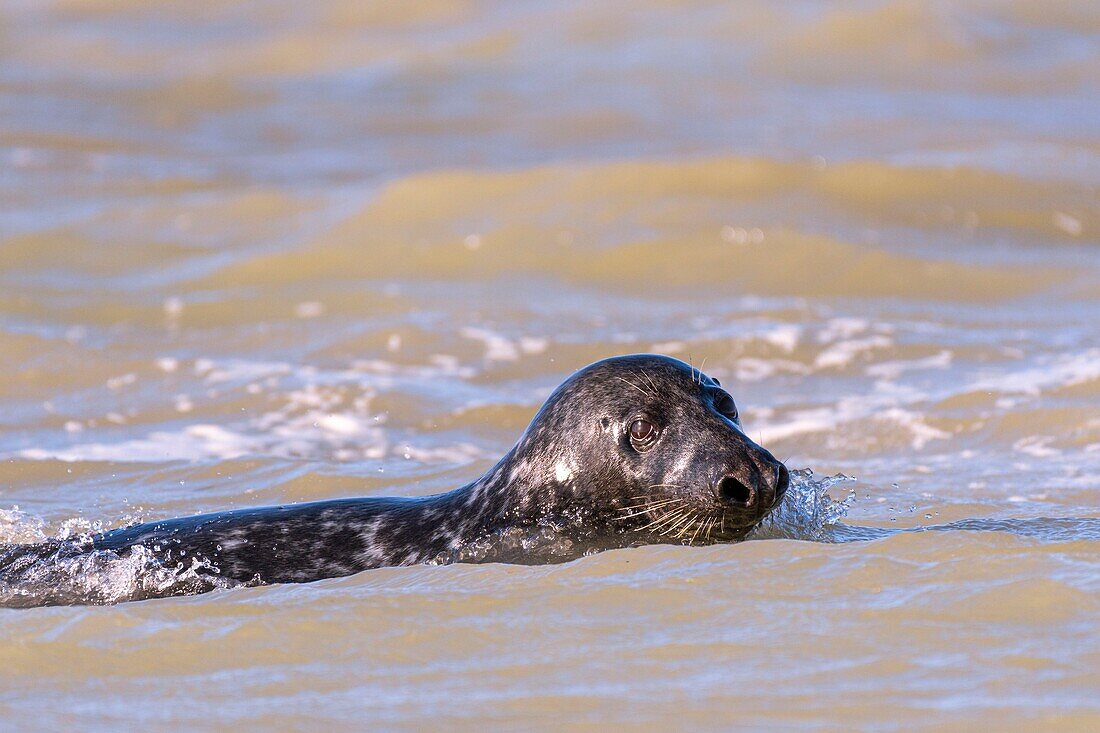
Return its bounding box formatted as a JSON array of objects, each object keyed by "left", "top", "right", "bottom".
[
  {"left": 775, "top": 464, "right": 790, "bottom": 501},
  {"left": 717, "top": 476, "right": 753, "bottom": 505}
]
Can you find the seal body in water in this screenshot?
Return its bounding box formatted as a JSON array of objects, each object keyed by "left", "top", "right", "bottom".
[{"left": 1, "top": 354, "right": 788, "bottom": 594}]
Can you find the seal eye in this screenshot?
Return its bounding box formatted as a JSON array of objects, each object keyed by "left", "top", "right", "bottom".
[
  {"left": 715, "top": 392, "right": 738, "bottom": 420},
  {"left": 628, "top": 419, "right": 657, "bottom": 446}
]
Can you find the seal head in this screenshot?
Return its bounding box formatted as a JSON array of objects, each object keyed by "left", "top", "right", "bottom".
[{"left": 509, "top": 354, "right": 789, "bottom": 547}]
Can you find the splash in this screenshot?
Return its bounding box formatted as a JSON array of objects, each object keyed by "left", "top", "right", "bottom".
[
  {"left": 748, "top": 467, "right": 856, "bottom": 542},
  {"left": 0, "top": 510, "right": 240, "bottom": 608},
  {"left": 0, "top": 542, "right": 239, "bottom": 608},
  {"left": 0, "top": 507, "right": 48, "bottom": 544}
]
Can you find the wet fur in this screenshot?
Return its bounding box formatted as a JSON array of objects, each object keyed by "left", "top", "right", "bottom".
[{"left": 1, "top": 355, "right": 786, "bottom": 591}]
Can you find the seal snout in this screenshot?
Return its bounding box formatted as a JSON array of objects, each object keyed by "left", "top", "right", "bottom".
[{"left": 716, "top": 462, "right": 789, "bottom": 510}]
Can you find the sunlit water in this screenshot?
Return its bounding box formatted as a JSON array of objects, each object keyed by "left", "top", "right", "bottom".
[{"left": 1, "top": 0, "right": 1098, "bottom": 729}]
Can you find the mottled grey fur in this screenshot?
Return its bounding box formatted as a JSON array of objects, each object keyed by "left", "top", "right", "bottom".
[{"left": 2, "top": 355, "right": 788, "bottom": 594}]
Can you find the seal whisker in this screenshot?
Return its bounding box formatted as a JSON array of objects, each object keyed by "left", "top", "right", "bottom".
[
  {"left": 705, "top": 513, "right": 718, "bottom": 543},
  {"left": 686, "top": 521, "right": 704, "bottom": 545},
  {"left": 702, "top": 512, "right": 720, "bottom": 543},
  {"left": 633, "top": 370, "right": 660, "bottom": 397},
  {"left": 616, "top": 498, "right": 684, "bottom": 512},
  {"left": 643, "top": 514, "right": 683, "bottom": 536},
  {"left": 638, "top": 507, "right": 688, "bottom": 533},
  {"left": 662, "top": 511, "right": 697, "bottom": 538},
  {"left": 676, "top": 511, "right": 703, "bottom": 540},
  {"left": 612, "top": 508, "right": 668, "bottom": 522},
  {"left": 619, "top": 497, "right": 684, "bottom": 509},
  {"left": 633, "top": 508, "right": 675, "bottom": 532},
  {"left": 649, "top": 510, "right": 684, "bottom": 536},
  {"left": 639, "top": 369, "right": 661, "bottom": 395},
  {"left": 670, "top": 512, "right": 692, "bottom": 538},
  {"left": 616, "top": 376, "right": 650, "bottom": 397},
  {"left": 688, "top": 514, "right": 708, "bottom": 545},
  {"left": 612, "top": 500, "right": 685, "bottom": 520}
]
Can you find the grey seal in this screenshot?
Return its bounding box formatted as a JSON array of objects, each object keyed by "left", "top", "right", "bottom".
[{"left": 1, "top": 354, "right": 788, "bottom": 601}]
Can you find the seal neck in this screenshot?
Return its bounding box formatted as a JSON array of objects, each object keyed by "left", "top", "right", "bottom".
[{"left": 412, "top": 448, "right": 618, "bottom": 564}]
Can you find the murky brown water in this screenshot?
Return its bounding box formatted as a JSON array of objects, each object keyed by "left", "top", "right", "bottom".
[{"left": 2, "top": 0, "right": 1098, "bottom": 728}]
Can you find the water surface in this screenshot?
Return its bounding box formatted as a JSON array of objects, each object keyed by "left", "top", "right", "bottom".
[{"left": 1, "top": 0, "right": 1098, "bottom": 729}]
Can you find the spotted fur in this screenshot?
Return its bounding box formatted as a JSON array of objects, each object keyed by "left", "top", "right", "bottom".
[{"left": 3, "top": 355, "right": 788, "bottom": 591}]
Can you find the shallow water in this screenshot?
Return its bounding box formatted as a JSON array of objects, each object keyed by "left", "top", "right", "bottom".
[{"left": 1, "top": 0, "right": 1098, "bottom": 728}]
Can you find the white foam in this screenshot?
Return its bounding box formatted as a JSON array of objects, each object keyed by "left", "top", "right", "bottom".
[
  {"left": 351, "top": 357, "right": 475, "bottom": 380},
  {"left": 162, "top": 296, "right": 184, "bottom": 317},
  {"left": 817, "top": 317, "right": 870, "bottom": 343},
  {"left": 762, "top": 324, "right": 801, "bottom": 353},
  {"left": 317, "top": 413, "right": 366, "bottom": 436},
  {"left": 0, "top": 541, "right": 236, "bottom": 608},
  {"left": 395, "top": 442, "right": 489, "bottom": 464},
  {"left": 814, "top": 335, "right": 892, "bottom": 369},
  {"left": 865, "top": 350, "right": 952, "bottom": 380},
  {"left": 9, "top": 355, "right": 502, "bottom": 464},
  {"left": 754, "top": 383, "right": 946, "bottom": 449},
  {"left": 0, "top": 507, "right": 47, "bottom": 543},
  {"left": 203, "top": 359, "right": 293, "bottom": 385},
  {"left": 875, "top": 408, "right": 951, "bottom": 449},
  {"left": 18, "top": 401, "right": 492, "bottom": 466},
  {"left": 650, "top": 340, "right": 685, "bottom": 354},
  {"left": 21, "top": 424, "right": 261, "bottom": 462},
  {"left": 519, "top": 337, "right": 548, "bottom": 354},
  {"left": 106, "top": 373, "right": 137, "bottom": 390},
  {"left": 732, "top": 358, "right": 776, "bottom": 382},
  {"left": 294, "top": 301, "right": 325, "bottom": 319},
  {"left": 969, "top": 349, "right": 1100, "bottom": 396},
  {"left": 1012, "top": 436, "right": 1061, "bottom": 458},
  {"left": 755, "top": 407, "right": 836, "bottom": 441},
  {"left": 1053, "top": 211, "right": 1083, "bottom": 237},
  {"left": 155, "top": 357, "right": 179, "bottom": 373},
  {"left": 461, "top": 327, "right": 520, "bottom": 362}
]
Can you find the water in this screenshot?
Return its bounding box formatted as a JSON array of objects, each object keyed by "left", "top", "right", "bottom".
[{"left": 1, "top": 0, "right": 1098, "bottom": 728}]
